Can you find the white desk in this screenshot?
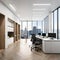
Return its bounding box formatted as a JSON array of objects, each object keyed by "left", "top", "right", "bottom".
[{"left": 36, "top": 36, "right": 60, "bottom": 53}]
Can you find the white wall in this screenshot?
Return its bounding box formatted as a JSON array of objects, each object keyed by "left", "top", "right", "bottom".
[
  {"left": 0, "top": 2, "right": 20, "bottom": 48},
  {"left": 0, "top": 2, "right": 20, "bottom": 23}
]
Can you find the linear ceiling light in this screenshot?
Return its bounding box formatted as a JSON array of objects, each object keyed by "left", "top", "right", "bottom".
[
  {"left": 9, "top": 4, "right": 16, "bottom": 11},
  {"left": 33, "top": 4, "right": 51, "bottom": 6}
]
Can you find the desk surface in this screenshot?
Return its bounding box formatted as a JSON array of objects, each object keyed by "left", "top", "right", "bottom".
[{"left": 36, "top": 35, "right": 60, "bottom": 41}]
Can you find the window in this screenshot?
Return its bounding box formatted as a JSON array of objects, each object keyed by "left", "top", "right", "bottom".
[
  {"left": 44, "top": 16, "right": 49, "bottom": 33},
  {"left": 37, "top": 21, "right": 42, "bottom": 33},
  {"left": 53, "top": 10, "right": 57, "bottom": 38},
  {"left": 52, "top": 13, "right": 54, "bottom": 32},
  {"left": 28, "top": 21, "right": 32, "bottom": 38},
  {"left": 32, "top": 21, "right": 37, "bottom": 35},
  {"left": 21, "top": 20, "right": 43, "bottom": 39},
  {"left": 21, "top": 21, "right": 28, "bottom": 38},
  {"left": 41, "top": 21, "right": 44, "bottom": 33},
  {"left": 58, "top": 8, "right": 60, "bottom": 39}
]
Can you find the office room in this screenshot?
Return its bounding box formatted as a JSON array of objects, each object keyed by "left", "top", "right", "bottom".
[{"left": 0, "top": 0, "right": 60, "bottom": 60}]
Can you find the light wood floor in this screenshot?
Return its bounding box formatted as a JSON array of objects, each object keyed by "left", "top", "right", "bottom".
[{"left": 0, "top": 39, "right": 60, "bottom": 60}]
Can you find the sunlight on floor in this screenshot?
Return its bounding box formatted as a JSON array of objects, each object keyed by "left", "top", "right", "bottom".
[{"left": 20, "top": 39, "right": 32, "bottom": 46}]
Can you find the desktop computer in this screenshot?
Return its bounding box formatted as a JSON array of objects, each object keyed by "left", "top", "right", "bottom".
[
  {"left": 48, "top": 33, "right": 56, "bottom": 39},
  {"left": 42, "top": 33, "right": 46, "bottom": 38},
  {"left": 38, "top": 33, "right": 41, "bottom": 36}
]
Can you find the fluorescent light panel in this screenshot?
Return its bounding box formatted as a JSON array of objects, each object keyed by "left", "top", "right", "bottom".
[
  {"left": 32, "top": 12, "right": 44, "bottom": 13},
  {"left": 33, "top": 3, "right": 51, "bottom": 6},
  {"left": 9, "top": 4, "right": 16, "bottom": 11}
]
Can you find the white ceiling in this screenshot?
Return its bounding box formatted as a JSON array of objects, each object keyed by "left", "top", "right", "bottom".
[{"left": 1, "top": 0, "right": 60, "bottom": 20}]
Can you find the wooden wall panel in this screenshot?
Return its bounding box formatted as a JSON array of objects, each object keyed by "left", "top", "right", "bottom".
[
  {"left": 0, "top": 13, "right": 5, "bottom": 49},
  {"left": 14, "top": 23, "right": 20, "bottom": 42},
  {"left": 18, "top": 25, "right": 20, "bottom": 40},
  {"left": 14, "top": 22, "right": 16, "bottom": 42}
]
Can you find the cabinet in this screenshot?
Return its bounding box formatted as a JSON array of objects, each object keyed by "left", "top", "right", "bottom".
[
  {"left": 42, "top": 41, "right": 52, "bottom": 53},
  {"left": 42, "top": 39, "right": 60, "bottom": 53}
]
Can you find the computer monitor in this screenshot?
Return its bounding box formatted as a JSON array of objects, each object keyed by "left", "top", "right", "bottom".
[
  {"left": 48, "top": 33, "right": 56, "bottom": 38},
  {"left": 38, "top": 33, "right": 41, "bottom": 35},
  {"left": 42, "top": 33, "right": 46, "bottom": 36}
]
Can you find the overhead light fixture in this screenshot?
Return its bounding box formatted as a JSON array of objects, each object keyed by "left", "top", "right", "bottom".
[
  {"left": 33, "top": 3, "right": 51, "bottom": 6},
  {"left": 32, "top": 11, "right": 45, "bottom": 13},
  {"left": 32, "top": 9, "right": 46, "bottom": 11},
  {"left": 9, "top": 4, "right": 16, "bottom": 11}
]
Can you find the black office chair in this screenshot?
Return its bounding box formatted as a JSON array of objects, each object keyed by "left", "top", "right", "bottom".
[{"left": 31, "top": 34, "right": 42, "bottom": 51}]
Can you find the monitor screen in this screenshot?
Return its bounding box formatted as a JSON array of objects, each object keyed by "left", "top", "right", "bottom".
[
  {"left": 42, "top": 33, "right": 46, "bottom": 36},
  {"left": 48, "top": 33, "right": 56, "bottom": 38},
  {"left": 38, "top": 33, "right": 41, "bottom": 35}
]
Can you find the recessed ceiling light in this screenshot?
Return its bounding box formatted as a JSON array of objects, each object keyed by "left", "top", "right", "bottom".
[
  {"left": 33, "top": 3, "right": 51, "bottom": 6},
  {"left": 32, "top": 9, "right": 46, "bottom": 11},
  {"left": 9, "top": 4, "right": 16, "bottom": 11}
]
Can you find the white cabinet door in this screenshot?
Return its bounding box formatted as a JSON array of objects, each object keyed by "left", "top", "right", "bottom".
[
  {"left": 43, "top": 41, "right": 60, "bottom": 53},
  {"left": 42, "top": 41, "right": 52, "bottom": 53},
  {"left": 45, "top": 42, "right": 52, "bottom": 53},
  {"left": 52, "top": 42, "right": 60, "bottom": 53}
]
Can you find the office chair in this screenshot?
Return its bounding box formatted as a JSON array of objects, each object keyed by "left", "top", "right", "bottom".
[{"left": 31, "top": 34, "right": 42, "bottom": 51}]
